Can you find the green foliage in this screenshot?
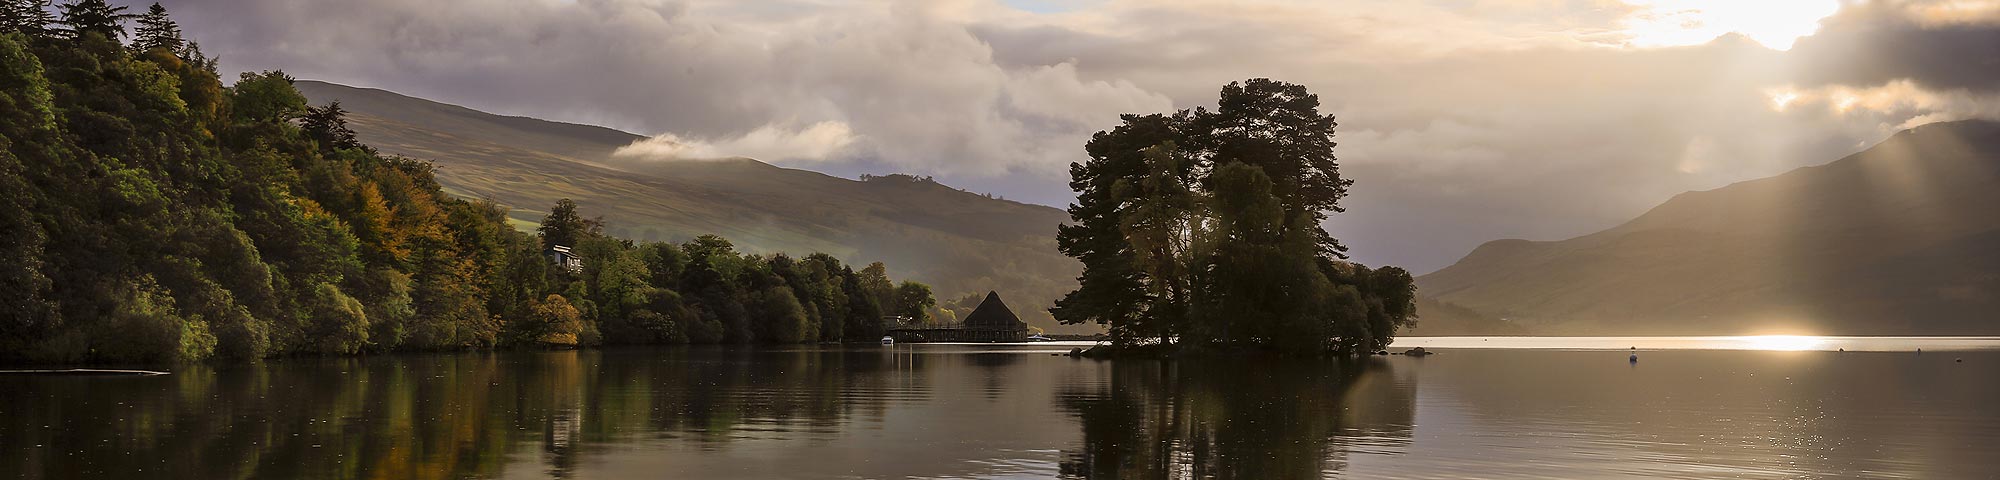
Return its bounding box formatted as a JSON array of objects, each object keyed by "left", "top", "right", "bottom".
[
  {"left": 748, "top": 286, "right": 808, "bottom": 343},
  {"left": 0, "top": 5, "right": 935, "bottom": 364},
  {"left": 302, "top": 283, "right": 367, "bottom": 354},
  {"left": 894, "top": 281, "right": 935, "bottom": 324},
  {"left": 227, "top": 70, "right": 304, "bottom": 125},
  {"left": 1056, "top": 79, "right": 1417, "bottom": 355},
  {"left": 95, "top": 275, "right": 215, "bottom": 362}
]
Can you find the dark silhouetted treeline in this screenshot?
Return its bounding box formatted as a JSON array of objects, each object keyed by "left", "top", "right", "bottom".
[{"left": 0, "top": 1, "right": 929, "bottom": 363}]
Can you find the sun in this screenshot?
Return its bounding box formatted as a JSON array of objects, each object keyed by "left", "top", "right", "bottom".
[{"left": 1617, "top": 0, "right": 1843, "bottom": 50}]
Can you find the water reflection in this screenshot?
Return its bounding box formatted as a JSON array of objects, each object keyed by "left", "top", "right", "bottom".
[
  {"left": 0, "top": 348, "right": 913, "bottom": 479},
  {"left": 3, "top": 342, "right": 1997, "bottom": 479},
  {"left": 1055, "top": 358, "right": 1414, "bottom": 479}
]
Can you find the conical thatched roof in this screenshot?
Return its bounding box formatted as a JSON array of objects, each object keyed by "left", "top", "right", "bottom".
[{"left": 962, "top": 291, "right": 1027, "bottom": 331}]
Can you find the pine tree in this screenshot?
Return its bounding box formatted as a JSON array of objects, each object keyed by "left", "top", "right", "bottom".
[
  {"left": 0, "top": 0, "right": 57, "bottom": 37},
  {"left": 178, "top": 40, "right": 217, "bottom": 72},
  {"left": 130, "top": 2, "right": 179, "bottom": 52},
  {"left": 0, "top": 0, "right": 23, "bottom": 33},
  {"left": 56, "top": 0, "right": 131, "bottom": 40},
  {"left": 302, "top": 101, "right": 365, "bottom": 152},
  {"left": 537, "top": 199, "right": 601, "bottom": 250}
]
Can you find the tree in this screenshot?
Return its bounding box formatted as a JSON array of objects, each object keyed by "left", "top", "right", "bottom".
[
  {"left": 302, "top": 283, "right": 369, "bottom": 354},
  {"left": 893, "top": 281, "right": 935, "bottom": 324},
  {"left": 858, "top": 261, "right": 895, "bottom": 320},
  {"left": 302, "top": 101, "right": 364, "bottom": 152},
  {"left": 1188, "top": 78, "right": 1351, "bottom": 259},
  {"left": 747, "top": 286, "right": 807, "bottom": 343},
  {"left": 1052, "top": 113, "right": 1179, "bottom": 343},
  {"left": 1055, "top": 79, "right": 1414, "bottom": 354},
  {"left": 1114, "top": 143, "right": 1200, "bottom": 342},
  {"left": 1, "top": 0, "right": 58, "bottom": 37},
  {"left": 839, "top": 266, "right": 885, "bottom": 341},
  {"left": 537, "top": 198, "right": 601, "bottom": 250},
  {"left": 228, "top": 70, "right": 306, "bottom": 124},
  {"left": 55, "top": 0, "right": 130, "bottom": 39},
  {"left": 526, "top": 294, "right": 583, "bottom": 346},
  {"left": 129, "top": 2, "right": 177, "bottom": 52},
  {"left": 0, "top": 13, "right": 956, "bottom": 361}
]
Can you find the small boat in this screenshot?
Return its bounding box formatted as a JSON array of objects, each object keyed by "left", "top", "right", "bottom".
[
  {"left": 1025, "top": 335, "right": 1054, "bottom": 342},
  {"left": 880, "top": 336, "right": 895, "bottom": 346}
]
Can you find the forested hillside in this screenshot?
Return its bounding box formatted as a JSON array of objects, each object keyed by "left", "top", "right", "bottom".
[
  {"left": 291, "top": 80, "right": 1083, "bottom": 332},
  {"left": 0, "top": 1, "right": 932, "bottom": 363}
]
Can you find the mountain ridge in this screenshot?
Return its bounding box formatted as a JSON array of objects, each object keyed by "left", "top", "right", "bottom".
[{"left": 1418, "top": 120, "right": 2000, "bottom": 334}]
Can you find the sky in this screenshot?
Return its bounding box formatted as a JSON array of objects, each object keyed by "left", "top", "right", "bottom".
[{"left": 154, "top": 0, "right": 2000, "bottom": 273}]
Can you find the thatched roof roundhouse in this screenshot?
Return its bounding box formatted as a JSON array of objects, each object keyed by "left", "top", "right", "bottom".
[
  {"left": 886, "top": 291, "right": 1031, "bottom": 343},
  {"left": 956, "top": 291, "right": 1029, "bottom": 342}
]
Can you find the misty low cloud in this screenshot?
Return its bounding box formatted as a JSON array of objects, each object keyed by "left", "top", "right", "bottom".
[{"left": 614, "top": 121, "right": 859, "bottom": 162}]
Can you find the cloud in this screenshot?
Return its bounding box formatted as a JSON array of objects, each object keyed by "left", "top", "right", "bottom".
[
  {"left": 155, "top": 0, "right": 2000, "bottom": 273},
  {"left": 613, "top": 121, "right": 860, "bottom": 162},
  {"left": 1789, "top": 0, "right": 2000, "bottom": 91},
  {"left": 1767, "top": 80, "right": 2000, "bottom": 128}
]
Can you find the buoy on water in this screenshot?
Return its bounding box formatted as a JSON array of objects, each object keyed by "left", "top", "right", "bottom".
[{"left": 1629, "top": 353, "right": 1638, "bottom": 363}]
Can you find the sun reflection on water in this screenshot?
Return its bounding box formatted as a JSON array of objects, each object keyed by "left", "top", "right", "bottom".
[{"left": 1733, "top": 335, "right": 1828, "bottom": 351}]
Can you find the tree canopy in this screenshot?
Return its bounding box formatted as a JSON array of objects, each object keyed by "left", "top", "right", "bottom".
[
  {"left": 0, "top": 2, "right": 931, "bottom": 363},
  {"left": 1053, "top": 79, "right": 1415, "bottom": 355}
]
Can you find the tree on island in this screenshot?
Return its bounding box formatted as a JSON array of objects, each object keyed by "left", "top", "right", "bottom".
[{"left": 1053, "top": 79, "right": 1415, "bottom": 355}]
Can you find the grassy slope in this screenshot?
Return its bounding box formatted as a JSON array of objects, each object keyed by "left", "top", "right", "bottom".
[
  {"left": 296, "top": 81, "right": 1086, "bottom": 332},
  {"left": 1417, "top": 120, "right": 2000, "bottom": 335}
]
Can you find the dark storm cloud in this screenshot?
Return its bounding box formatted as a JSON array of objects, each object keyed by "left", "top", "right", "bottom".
[{"left": 1789, "top": 1, "right": 2000, "bottom": 92}]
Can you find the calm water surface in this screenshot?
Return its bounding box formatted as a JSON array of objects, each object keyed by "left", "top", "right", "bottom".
[{"left": 3, "top": 337, "right": 1997, "bottom": 479}]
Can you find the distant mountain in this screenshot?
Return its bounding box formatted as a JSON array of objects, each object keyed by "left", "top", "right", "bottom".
[
  {"left": 1418, "top": 120, "right": 2000, "bottom": 335},
  {"left": 295, "top": 81, "right": 1084, "bottom": 331}
]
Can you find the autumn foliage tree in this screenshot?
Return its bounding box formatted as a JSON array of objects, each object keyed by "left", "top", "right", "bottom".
[{"left": 0, "top": 1, "right": 932, "bottom": 363}]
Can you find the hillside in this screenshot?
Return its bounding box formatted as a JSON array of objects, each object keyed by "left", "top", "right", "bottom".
[
  {"left": 294, "top": 81, "right": 1083, "bottom": 331},
  {"left": 1418, "top": 120, "right": 2000, "bottom": 334}
]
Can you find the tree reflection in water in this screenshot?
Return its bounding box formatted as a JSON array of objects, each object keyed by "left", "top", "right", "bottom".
[
  {"left": 1, "top": 347, "right": 1425, "bottom": 479},
  {"left": 0, "top": 348, "right": 897, "bottom": 479},
  {"left": 1056, "top": 357, "right": 1415, "bottom": 479}
]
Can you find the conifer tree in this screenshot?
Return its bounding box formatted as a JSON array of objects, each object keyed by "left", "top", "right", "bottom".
[
  {"left": 302, "top": 101, "right": 365, "bottom": 152},
  {"left": 538, "top": 199, "right": 602, "bottom": 250},
  {"left": 0, "top": 0, "right": 24, "bottom": 33},
  {"left": 130, "top": 2, "right": 179, "bottom": 52},
  {"left": 56, "top": 0, "right": 130, "bottom": 39},
  {"left": 0, "top": 0, "right": 57, "bottom": 37}
]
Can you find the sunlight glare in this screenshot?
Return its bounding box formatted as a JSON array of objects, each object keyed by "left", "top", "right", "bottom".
[
  {"left": 1736, "top": 335, "right": 1829, "bottom": 351},
  {"left": 1768, "top": 88, "right": 1800, "bottom": 111},
  {"left": 1618, "top": 0, "right": 1843, "bottom": 50}
]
